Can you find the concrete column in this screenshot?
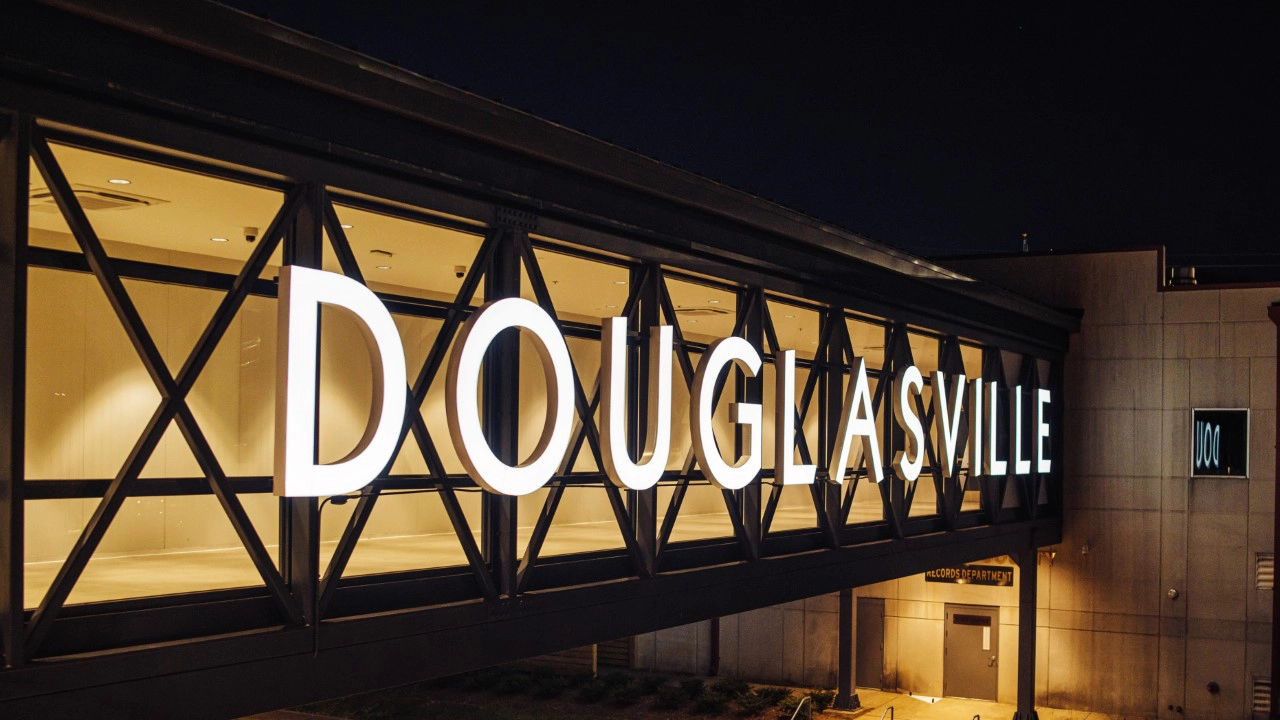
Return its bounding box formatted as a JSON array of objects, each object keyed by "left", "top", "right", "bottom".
[
  {"left": 1015, "top": 548, "right": 1039, "bottom": 720},
  {"left": 834, "top": 588, "right": 861, "bottom": 710}
]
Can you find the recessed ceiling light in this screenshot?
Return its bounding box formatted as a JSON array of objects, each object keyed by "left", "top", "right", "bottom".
[
  {"left": 689, "top": 319, "right": 699, "bottom": 324},
  {"left": 605, "top": 304, "right": 617, "bottom": 309},
  {"left": 784, "top": 315, "right": 796, "bottom": 319},
  {"left": 707, "top": 299, "right": 720, "bottom": 304},
  {"left": 376, "top": 265, "right": 391, "bottom": 270},
  {"left": 210, "top": 237, "right": 228, "bottom": 243},
  {"left": 340, "top": 224, "right": 353, "bottom": 229},
  {"left": 613, "top": 280, "right": 626, "bottom": 285},
  {"left": 107, "top": 178, "right": 131, "bottom": 185}
]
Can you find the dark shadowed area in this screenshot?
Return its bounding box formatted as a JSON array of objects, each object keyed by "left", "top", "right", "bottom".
[{"left": 217, "top": 1, "right": 1277, "bottom": 273}]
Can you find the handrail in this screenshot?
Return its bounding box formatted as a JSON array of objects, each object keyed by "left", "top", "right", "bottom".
[
  {"left": 879, "top": 707, "right": 895, "bottom": 720},
  {"left": 789, "top": 696, "right": 812, "bottom": 720}
]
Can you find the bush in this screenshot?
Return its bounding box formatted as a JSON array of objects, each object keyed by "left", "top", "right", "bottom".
[
  {"left": 694, "top": 691, "right": 732, "bottom": 714},
  {"left": 711, "top": 677, "right": 751, "bottom": 699},
  {"left": 680, "top": 677, "right": 706, "bottom": 699},
  {"left": 459, "top": 668, "right": 505, "bottom": 691},
  {"left": 639, "top": 674, "right": 666, "bottom": 695},
  {"left": 809, "top": 689, "right": 837, "bottom": 713},
  {"left": 576, "top": 680, "right": 610, "bottom": 704},
  {"left": 777, "top": 694, "right": 803, "bottom": 719},
  {"left": 610, "top": 684, "right": 643, "bottom": 707},
  {"left": 600, "top": 672, "right": 632, "bottom": 690},
  {"left": 493, "top": 672, "right": 531, "bottom": 695},
  {"left": 736, "top": 691, "right": 776, "bottom": 716},
  {"left": 531, "top": 675, "right": 568, "bottom": 699},
  {"left": 654, "top": 684, "right": 686, "bottom": 710},
  {"left": 754, "top": 687, "right": 792, "bottom": 706}
]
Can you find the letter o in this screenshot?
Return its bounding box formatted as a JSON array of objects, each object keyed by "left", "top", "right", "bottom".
[{"left": 446, "top": 298, "right": 575, "bottom": 496}]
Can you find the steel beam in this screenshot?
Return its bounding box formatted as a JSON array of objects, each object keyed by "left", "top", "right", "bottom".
[
  {"left": 834, "top": 588, "right": 859, "bottom": 710},
  {"left": 0, "top": 111, "right": 29, "bottom": 669},
  {"left": 483, "top": 228, "right": 520, "bottom": 597},
  {"left": 1014, "top": 546, "right": 1039, "bottom": 720}
]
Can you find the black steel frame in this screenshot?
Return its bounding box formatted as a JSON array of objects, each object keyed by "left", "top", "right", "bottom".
[{"left": 0, "top": 3, "right": 1075, "bottom": 717}]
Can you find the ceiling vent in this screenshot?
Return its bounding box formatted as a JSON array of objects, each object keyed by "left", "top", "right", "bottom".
[
  {"left": 1253, "top": 676, "right": 1270, "bottom": 715},
  {"left": 30, "top": 184, "right": 168, "bottom": 213},
  {"left": 1257, "top": 553, "right": 1274, "bottom": 590},
  {"left": 675, "top": 306, "right": 731, "bottom": 317}
]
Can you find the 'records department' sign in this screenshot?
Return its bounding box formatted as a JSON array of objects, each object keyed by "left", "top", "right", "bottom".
[{"left": 273, "top": 266, "right": 1053, "bottom": 498}]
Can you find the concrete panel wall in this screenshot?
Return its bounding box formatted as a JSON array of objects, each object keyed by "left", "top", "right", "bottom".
[{"left": 631, "top": 251, "right": 1275, "bottom": 719}]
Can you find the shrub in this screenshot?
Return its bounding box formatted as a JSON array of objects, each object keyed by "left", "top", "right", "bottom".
[
  {"left": 531, "top": 675, "right": 568, "bottom": 699},
  {"left": 809, "top": 689, "right": 837, "bottom": 713},
  {"left": 639, "top": 674, "right": 666, "bottom": 695},
  {"left": 736, "top": 690, "right": 776, "bottom": 716},
  {"left": 576, "top": 680, "right": 610, "bottom": 704},
  {"left": 459, "top": 668, "right": 505, "bottom": 691},
  {"left": 600, "top": 672, "right": 632, "bottom": 690},
  {"left": 610, "top": 684, "right": 643, "bottom": 707},
  {"left": 777, "top": 694, "right": 803, "bottom": 719},
  {"left": 755, "top": 687, "right": 792, "bottom": 706},
  {"left": 711, "top": 677, "right": 751, "bottom": 699},
  {"left": 694, "top": 691, "right": 732, "bottom": 714},
  {"left": 680, "top": 677, "right": 706, "bottom": 699},
  {"left": 493, "top": 672, "right": 531, "bottom": 695},
  {"left": 654, "top": 684, "right": 686, "bottom": 710}
]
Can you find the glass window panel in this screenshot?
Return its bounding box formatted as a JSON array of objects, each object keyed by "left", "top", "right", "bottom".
[
  {"left": 665, "top": 276, "right": 737, "bottom": 343},
  {"left": 847, "top": 318, "right": 886, "bottom": 371},
  {"left": 766, "top": 300, "right": 821, "bottom": 361},
  {"left": 332, "top": 203, "right": 485, "bottom": 306},
  {"left": 529, "top": 247, "right": 631, "bottom": 323},
  {"left": 33, "top": 144, "right": 284, "bottom": 275}
]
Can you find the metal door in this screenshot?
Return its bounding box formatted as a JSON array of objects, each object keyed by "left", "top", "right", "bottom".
[
  {"left": 944, "top": 604, "right": 999, "bottom": 700},
  {"left": 856, "top": 597, "right": 885, "bottom": 689}
]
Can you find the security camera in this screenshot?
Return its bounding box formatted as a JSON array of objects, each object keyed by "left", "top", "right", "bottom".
[
  {"left": 454, "top": 265, "right": 466, "bottom": 279},
  {"left": 244, "top": 226, "right": 259, "bottom": 243}
]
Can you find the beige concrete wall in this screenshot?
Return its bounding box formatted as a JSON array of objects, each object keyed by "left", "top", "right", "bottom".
[
  {"left": 945, "top": 250, "right": 1278, "bottom": 719},
  {"left": 642, "top": 252, "right": 1275, "bottom": 719}
]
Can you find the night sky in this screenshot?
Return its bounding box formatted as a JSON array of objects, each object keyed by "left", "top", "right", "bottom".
[{"left": 219, "top": 1, "right": 1276, "bottom": 268}]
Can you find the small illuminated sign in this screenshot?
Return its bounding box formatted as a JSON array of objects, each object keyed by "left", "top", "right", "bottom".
[
  {"left": 924, "top": 564, "right": 1013, "bottom": 586},
  {"left": 1191, "top": 409, "right": 1248, "bottom": 477}
]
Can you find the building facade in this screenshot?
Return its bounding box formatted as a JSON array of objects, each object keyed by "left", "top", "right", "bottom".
[
  {"left": 638, "top": 249, "right": 1276, "bottom": 719},
  {"left": 0, "top": 3, "right": 1075, "bottom": 718}
]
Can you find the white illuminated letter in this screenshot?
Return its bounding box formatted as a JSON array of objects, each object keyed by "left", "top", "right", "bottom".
[
  {"left": 775, "top": 350, "right": 817, "bottom": 485},
  {"left": 931, "top": 372, "right": 966, "bottom": 478},
  {"left": 828, "top": 358, "right": 884, "bottom": 484},
  {"left": 987, "top": 381, "right": 1007, "bottom": 475},
  {"left": 446, "top": 298, "right": 574, "bottom": 496},
  {"left": 1035, "top": 388, "right": 1051, "bottom": 473},
  {"left": 600, "top": 317, "right": 673, "bottom": 491},
  {"left": 1012, "top": 384, "right": 1031, "bottom": 475},
  {"left": 893, "top": 365, "right": 925, "bottom": 482},
  {"left": 274, "top": 266, "right": 408, "bottom": 497},
  {"left": 969, "top": 378, "right": 983, "bottom": 476},
  {"left": 691, "top": 336, "right": 762, "bottom": 490}
]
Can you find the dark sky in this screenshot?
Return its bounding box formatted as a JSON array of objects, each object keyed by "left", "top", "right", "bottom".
[{"left": 219, "top": 1, "right": 1276, "bottom": 261}]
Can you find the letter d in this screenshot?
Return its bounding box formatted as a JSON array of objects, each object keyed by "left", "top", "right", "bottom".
[{"left": 274, "top": 266, "right": 407, "bottom": 497}]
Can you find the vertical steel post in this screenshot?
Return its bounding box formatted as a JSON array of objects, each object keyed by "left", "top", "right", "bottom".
[
  {"left": 280, "top": 182, "right": 324, "bottom": 624},
  {"left": 1015, "top": 546, "right": 1039, "bottom": 720},
  {"left": 824, "top": 312, "right": 849, "bottom": 536},
  {"left": 738, "top": 289, "right": 763, "bottom": 559},
  {"left": 0, "top": 112, "right": 29, "bottom": 668},
  {"left": 835, "top": 587, "right": 859, "bottom": 710},
  {"left": 629, "top": 264, "right": 658, "bottom": 575},
  {"left": 1269, "top": 303, "right": 1280, "bottom": 719},
  {"left": 482, "top": 227, "right": 520, "bottom": 597}
]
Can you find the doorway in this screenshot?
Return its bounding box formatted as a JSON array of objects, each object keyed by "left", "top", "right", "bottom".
[
  {"left": 855, "top": 597, "right": 885, "bottom": 689},
  {"left": 944, "top": 604, "right": 999, "bottom": 700}
]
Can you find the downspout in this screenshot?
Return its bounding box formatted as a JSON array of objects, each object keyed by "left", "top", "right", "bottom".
[{"left": 1269, "top": 302, "right": 1280, "bottom": 720}]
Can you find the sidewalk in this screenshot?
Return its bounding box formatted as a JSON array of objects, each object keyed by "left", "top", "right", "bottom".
[{"left": 849, "top": 689, "right": 1145, "bottom": 720}]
